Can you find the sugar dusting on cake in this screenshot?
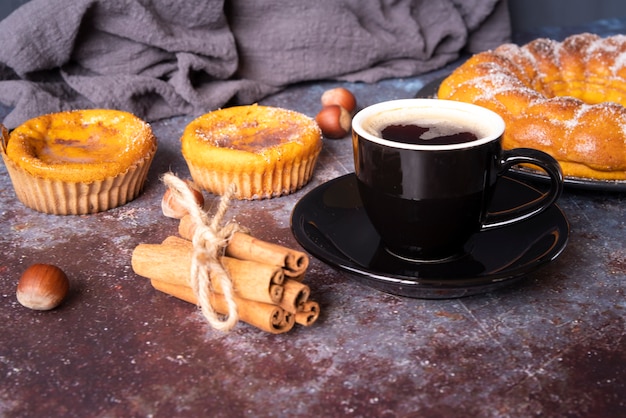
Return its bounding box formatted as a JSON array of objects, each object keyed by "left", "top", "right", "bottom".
[{"left": 438, "top": 33, "right": 626, "bottom": 176}]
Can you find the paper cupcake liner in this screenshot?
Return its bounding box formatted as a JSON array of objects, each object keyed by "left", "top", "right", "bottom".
[
  {"left": 1, "top": 146, "right": 156, "bottom": 215},
  {"left": 186, "top": 152, "right": 320, "bottom": 200}
]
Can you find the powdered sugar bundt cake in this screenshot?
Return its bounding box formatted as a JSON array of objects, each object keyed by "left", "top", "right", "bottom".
[{"left": 438, "top": 33, "right": 626, "bottom": 181}]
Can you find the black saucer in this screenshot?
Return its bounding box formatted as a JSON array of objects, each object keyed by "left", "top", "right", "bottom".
[{"left": 291, "top": 174, "right": 569, "bottom": 299}]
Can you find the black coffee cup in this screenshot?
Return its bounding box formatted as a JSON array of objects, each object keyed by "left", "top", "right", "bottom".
[{"left": 351, "top": 99, "right": 563, "bottom": 262}]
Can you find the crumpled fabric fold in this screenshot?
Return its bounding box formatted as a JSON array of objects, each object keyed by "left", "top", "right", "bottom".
[{"left": 0, "top": 0, "right": 510, "bottom": 128}]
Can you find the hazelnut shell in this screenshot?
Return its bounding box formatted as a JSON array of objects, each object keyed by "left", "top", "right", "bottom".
[
  {"left": 321, "top": 87, "right": 357, "bottom": 114},
  {"left": 16, "top": 264, "right": 69, "bottom": 311},
  {"left": 315, "top": 105, "right": 352, "bottom": 139}
]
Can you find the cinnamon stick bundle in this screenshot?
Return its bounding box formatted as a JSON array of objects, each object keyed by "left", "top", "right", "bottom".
[
  {"left": 132, "top": 233, "right": 321, "bottom": 333},
  {"left": 133, "top": 179, "right": 320, "bottom": 334},
  {"left": 179, "top": 215, "right": 309, "bottom": 277}
]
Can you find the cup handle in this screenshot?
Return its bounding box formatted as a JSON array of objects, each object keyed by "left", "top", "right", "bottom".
[{"left": 482, "top": 148, "right": 564, "bottom": 229}]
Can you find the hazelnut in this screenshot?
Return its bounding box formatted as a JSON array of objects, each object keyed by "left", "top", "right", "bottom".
[
  {"left": 16, "top": 264, "right": 70, "bottom": 310},
  {"left": 315, "top": 105, "right": 352, "bottom": 139},
  {"left": 162, "top": 181, "right": 205, "bottom": 219},
  {"left": 321, "top": 87, "right": 357, "bottom": 114}
]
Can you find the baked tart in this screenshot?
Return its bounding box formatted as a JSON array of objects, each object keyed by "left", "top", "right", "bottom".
[
  {"left": 181, "top": 105, "right": 323, "bottom": 199},
  {"left": 1, "top": 109, "right": 157, "bottom": 215}
]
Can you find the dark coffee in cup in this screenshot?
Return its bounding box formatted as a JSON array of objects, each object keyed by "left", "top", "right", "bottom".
[
  {"left": 381, "top": 122, "right": 478, "bottom": 145},
  {"left": 352, "top": 99, "right": 563, "bottom": 262}
]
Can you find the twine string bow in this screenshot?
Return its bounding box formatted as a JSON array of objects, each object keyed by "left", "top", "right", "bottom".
[{"left": 162, "top": 173, "right": 240, "bottom": 331}]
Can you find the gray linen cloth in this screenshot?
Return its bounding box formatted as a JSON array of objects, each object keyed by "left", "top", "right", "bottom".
[{"left": 0, "top": 0, "right": 510, "bottom": 128}]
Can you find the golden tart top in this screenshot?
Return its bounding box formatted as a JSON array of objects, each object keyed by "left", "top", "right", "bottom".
[
  {"left": 182, "top": 105, "right": 322, "bottom": 158},
  {"left": 2, "top": 109, "right": 156, "bottom": 183}
]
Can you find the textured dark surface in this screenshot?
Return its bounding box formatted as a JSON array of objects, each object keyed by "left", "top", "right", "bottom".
[{"left": 1, "top": 23, "right": 625, "bottom": 418}]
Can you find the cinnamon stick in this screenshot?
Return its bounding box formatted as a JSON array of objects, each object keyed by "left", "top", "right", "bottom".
[
  {"left": 150, "top": 280, "right": 295, "bottom": 334},
  {"left": 179, "top": 214, "right": 309, "bottom": 277},
  {"left": 279, "top": 279, "right": 310, "bottom": 314},
  {"left": 295, "top": 301, "right": 320, "bottom": 326},
  {"left": 132, "top": 238, "right": 284, "bottom": 304}
]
